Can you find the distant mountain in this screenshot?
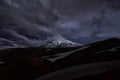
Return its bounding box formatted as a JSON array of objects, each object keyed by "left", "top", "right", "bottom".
[{"left": 44, "top": 37, "right": 82, "bottom": 48}]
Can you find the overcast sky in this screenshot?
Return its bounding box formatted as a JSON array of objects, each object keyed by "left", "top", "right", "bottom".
[
  {"left": 55, "top": 0, "right": 120, "bottom": 39},
  {"left": 0, "top": 0, "right": 120, "bottom": 49}
]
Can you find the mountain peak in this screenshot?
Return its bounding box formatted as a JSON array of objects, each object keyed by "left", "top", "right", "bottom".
[{"left": 44, "top": 37, "right": 82, "bottom": 48}]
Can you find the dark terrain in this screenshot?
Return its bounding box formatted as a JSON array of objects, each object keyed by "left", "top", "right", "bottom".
[{"left": 0, "top": 38, "right": 120, "bottom": 80}]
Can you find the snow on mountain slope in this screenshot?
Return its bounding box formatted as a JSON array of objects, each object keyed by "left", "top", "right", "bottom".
[{"left": 44, "top": 36, "right": 82, "bottom": 48}]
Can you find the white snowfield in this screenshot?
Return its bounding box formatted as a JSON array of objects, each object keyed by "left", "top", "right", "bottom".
[{"left": 35, "top": 60, "right": 120, "bottom": 80}]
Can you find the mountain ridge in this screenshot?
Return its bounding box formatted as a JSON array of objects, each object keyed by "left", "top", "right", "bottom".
[{"left": 44, "top": 37, "right": 82, "bottom": 48}]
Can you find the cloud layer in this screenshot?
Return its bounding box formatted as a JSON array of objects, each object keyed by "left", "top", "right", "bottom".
[
  {"left": 0, "top": 0, "right": 120, "bottom": 49},
  {"left": 55, "top": 0, "right": 120, "bottom": 42},
  {"left": 0, "top": 0, "right": 60, "bottom": 49}
]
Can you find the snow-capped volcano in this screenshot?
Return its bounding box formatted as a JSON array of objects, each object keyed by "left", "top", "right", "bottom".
[{"left": 44, "top": 36, "right": 82, "bottom": 48}]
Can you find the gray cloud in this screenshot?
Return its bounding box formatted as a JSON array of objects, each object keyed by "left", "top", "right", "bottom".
[
  {"left": 0, "top": 0, "right": 60, "bottom": 49},
  {"left": 55, "top": 0, "right": 120, "bottom": 39},
  {"left": 0, "top": 0, "right": 120, "bottom": 49}
]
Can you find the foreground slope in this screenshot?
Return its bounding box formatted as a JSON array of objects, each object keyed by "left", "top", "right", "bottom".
[{"left": 0, "top": 38, "right": 120, "bottom": 80}]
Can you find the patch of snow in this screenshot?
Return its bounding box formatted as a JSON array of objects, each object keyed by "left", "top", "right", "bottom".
[
  {"left": 0, "top": 61, "right": 5, "bottom": 65},
  {"left": 42, "top": 46, "right": 90, "bottom": 62},
  {"left": 108, "top": 47, "right": 119, "bottom": 52},
  {"left": 45, "top": 49, "right": 52, "bottom": 52},
  {"left": 97, "top": 47, "right": 120, "bottom": 53}
]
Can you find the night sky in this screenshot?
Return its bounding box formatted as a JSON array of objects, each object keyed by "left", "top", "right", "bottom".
[{"left": 0, "top": 0, "right": 120, "bottom": 49}]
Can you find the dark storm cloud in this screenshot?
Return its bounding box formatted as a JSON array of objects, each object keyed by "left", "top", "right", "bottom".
[
  {"left": 0, "top": 0, "right": 120, "bottom": 49},
  {"left": 0, "top": 0, "right": 60, "bottom": 49},
  {"left": 55, "top": 0, "right": 120, "bottom": 40}
]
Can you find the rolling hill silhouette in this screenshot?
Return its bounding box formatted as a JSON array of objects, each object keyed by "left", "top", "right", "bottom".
[{"left": 0, "top": 38, "right": 120, "bottom": 80}]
